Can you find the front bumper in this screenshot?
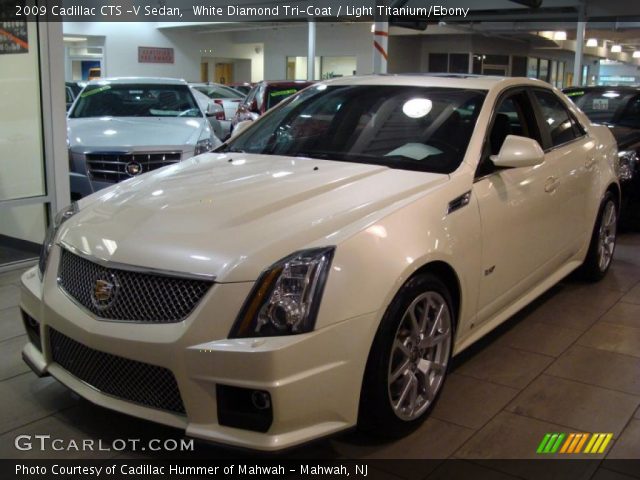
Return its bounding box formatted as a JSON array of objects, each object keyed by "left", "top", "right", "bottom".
[{"left": 20, "top": 250, "right": 375, "bottom": 451}]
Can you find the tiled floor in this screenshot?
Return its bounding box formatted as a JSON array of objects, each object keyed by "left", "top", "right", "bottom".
[{"left": 1, "top": 234, "right": 639, "bottom": 472}]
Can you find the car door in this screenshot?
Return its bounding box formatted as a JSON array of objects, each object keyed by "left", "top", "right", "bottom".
[
  {"left": 472, "top": 88, "right": 566, "bottom": 324},
  {"left": 531, "top": 88, "right": 597, "bottom": 255}
]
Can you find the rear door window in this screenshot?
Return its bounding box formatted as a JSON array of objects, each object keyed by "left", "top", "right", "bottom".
[{"left": 533, "top": 90, "right": 583, "bottom": 148}]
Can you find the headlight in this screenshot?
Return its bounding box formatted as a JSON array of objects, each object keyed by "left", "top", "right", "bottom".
[
  {"left": 617, "top": 150, "right": 638, "bottom": 182},
  {"left": 38, "top": 203, "right": 79, "bottom": 278},
  {"left": 230, "top": 247, "right": 335, "bottom": 338},
  {"left": 194, "top": 137, "right": 214, "bottom": 156}
]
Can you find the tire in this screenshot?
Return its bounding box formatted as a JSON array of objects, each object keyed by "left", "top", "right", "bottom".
[
  {"left": 580, "top": 191, "right": 618, "bottom": 282},
  {"left": 359, "top": 273, "right": 454, "bottom": 437}
]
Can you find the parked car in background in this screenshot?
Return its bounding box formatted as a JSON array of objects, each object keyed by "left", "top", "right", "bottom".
[
  {"left": 191, "top": 82, "right": 244, "bottom": 139},
  {"left": 65, "top": 81, "right": 85, "bottom": 111},
  {"left": 24, "top": 75, "right": 619, "bottom": 451},
  {"left": 190, "top": 87, "right": 227, "bottom": 141},
  {"left": 67, "top": 77, "right": 220, "bottom": 200},
  {"left": 564, "top": 86, "right": 640, "bottom": 226},
  {"left": 232, "top": 80, "right": 314, "bottom": 126},
  {"left": 228, "top": 82, "right": 253, "bottom": 95}
]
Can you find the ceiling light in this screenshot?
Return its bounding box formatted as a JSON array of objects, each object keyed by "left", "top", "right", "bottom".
[
  {"left": 402, "top": 98, "right": 433, "bottom": 119},
  {"left": 553, "top": 31, "right": 567, "bottom": 41},
  {"left": 586, "top": 38, "right": 598, "bottom": 47},
  {"left": 611, "top": 44, "right": 622, "bottom": 53},
  {"left": 63, "top": 37, "right": 87, "bottom": 42},
  {"left": 634, "top": 51, "right": 640, "bottom": 58}
]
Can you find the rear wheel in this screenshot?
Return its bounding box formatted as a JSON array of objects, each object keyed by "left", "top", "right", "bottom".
[
  {"left": 580, "top": 192, "right": 617, "bottom": 281},
  {"left": 359, "top": 274, "right": 453, "bottom": 436}
]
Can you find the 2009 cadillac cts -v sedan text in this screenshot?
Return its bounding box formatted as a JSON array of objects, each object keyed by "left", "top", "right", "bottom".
[{"left": 21, "top": 75, "right": 619, "bottom": 451}]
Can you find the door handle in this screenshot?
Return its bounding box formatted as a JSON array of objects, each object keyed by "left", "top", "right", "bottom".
[
  {"left": 585, "top": 157, "right": 596, "bottom": 170},
  {"left": 544, "top": 176, "right": 560, "bottom": 193}
]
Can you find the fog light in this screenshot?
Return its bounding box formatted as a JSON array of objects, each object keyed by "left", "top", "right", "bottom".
[
  {"left": 216, "top": 385, "right": 273, "bottom": 432},
  {"left": 251, "top": 390, "right": 271, "bottom": 410},
  {"left": 21, "top": 310, "right": 41, "bottom": 352}
]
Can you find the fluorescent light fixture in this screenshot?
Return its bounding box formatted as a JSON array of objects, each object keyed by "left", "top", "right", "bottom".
[
  {"left": 553, "top": 31, "right": 567, "bottom": 41},
  {"left": 611, "top": 44, "right": 622, "bottom": 53},
  {"left": 371, "top": 24, "right": 375, "bottom": 33},
  {"left": 586, "top": 38, "right": 598, "bottom": 47},
  {"left": 63, "top": 36, "right": 87, "bottom": 42},
  {"left": 633, "top": 51, "right": 640, "bottom": 58}
]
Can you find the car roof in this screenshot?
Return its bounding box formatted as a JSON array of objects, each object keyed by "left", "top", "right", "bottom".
[
  {"left": 563, "top": 85, "right": 640, "bottom": 93},
  {"left": 322, "top": 74, "right": 551, "bottom": 92},
  {"left": 86, "top": 77, "right": 188, "bottom": 86},
  {"left": 190, "top": 82, "right": 232, "bottom": 88},
  {"left": 260, "top": 80, "right": 315, "bottom": 86}
]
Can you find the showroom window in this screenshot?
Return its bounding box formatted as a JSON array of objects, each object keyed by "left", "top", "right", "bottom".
[
  {"left": 428, "top": 53, "right": 450, "bottom": 73},
  {"left": 471, "top": 53, "right": 508, "bottom": 76},
  {"left": 448, "top": 54, "right": 469, "bottom": 73},
  {"left": 286, "top": 56, "right": 356, "bottom": 80}
]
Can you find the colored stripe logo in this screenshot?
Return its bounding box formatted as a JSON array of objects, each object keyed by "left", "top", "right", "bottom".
[{"left": 537, "top": 433, "right": 613, "bottom": 454}]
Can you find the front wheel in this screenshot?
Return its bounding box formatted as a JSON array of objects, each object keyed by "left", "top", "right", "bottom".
[
  {"left": 359, "top": 274, "right": 454, "bottom": 436},
  {"left": 580, "top": 192, "right": 618, "bottom": 281}
]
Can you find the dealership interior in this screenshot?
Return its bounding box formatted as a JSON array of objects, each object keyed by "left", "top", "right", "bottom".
[{"left": 2, "top": 0, "right": 640, "bottom": 472}]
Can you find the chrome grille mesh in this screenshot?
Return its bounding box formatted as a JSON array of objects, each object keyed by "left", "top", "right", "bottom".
[
  {"left": 86, "top": 151, "right": 181, "bottom": 183},
  {"left": 49, "top": 328, "right": 185, "bottom": 414},
  {"left": 58, "top": 249, "right": 213, "bottom": 323}
]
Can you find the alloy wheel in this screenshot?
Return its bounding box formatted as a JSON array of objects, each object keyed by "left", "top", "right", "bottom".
[
  {"left": 387, "top": 291, "right": 452, "bottom": 421},
  {"left": 597, "top": 200, "right": 617, "bottom": 272}
]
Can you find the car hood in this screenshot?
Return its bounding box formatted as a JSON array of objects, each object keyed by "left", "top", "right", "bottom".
[
  {"left": 61, "top": 153, "right": 448, "bottom": 282},
  {"left": 67, "top": 117, "right": 207, "bottom": 151},
  {"left": 608, "top": 125, "right": 640, "bottom": 151}
]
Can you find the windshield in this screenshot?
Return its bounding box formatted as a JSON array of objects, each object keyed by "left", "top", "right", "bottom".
[
  {"left": 221, "top": 85, "right": 486, "bottom": 174},
  {"left": 70, "top": 84, "right": 201, "bottom": 118},
  {"left": 266, "top": 84, "right": 310, "bottom": 110},
  {"left": 566, "top": 90, "right": 635, "bottom": 124},
  {"left": 194, "top": 85, "right": 244, "bottom": 99}
]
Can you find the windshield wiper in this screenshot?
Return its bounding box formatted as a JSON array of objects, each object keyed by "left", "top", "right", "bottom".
[
  {"left": 294, "top": 152, "right": 336, "bottom": 160},
  {"left": 216, "top": 146, "right": 246, "bottom": 153}
]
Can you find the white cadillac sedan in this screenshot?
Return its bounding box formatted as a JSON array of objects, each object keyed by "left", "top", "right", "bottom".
[{"left": 21, "top": 75, "right": 619, "bottom": 451}]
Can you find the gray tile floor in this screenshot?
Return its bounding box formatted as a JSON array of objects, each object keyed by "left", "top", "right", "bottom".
[{"left": 1, "top": 234, "right": 639, "bottom": 468}]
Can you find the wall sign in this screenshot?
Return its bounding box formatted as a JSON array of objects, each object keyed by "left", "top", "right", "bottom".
[
  {"left": 138, "top": 46, "right": 174, "bottom": 64},
  {"left": 0, "top": 21, "right": 28, "bottom": 54}
]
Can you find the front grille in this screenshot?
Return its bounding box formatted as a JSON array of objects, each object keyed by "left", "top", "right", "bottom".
[
  {"left": 86, "top": 151, "right": 181, "bottom": 183},
  {"left": 49, "top": 328, "right": 185, "bottom": 414},
  {"left": 58, "top": 249, "right": 213, "bottom": 323}
]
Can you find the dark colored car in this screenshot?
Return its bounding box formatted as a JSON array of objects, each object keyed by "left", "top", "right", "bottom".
[
  {"left": 232, "top": 80, "right": 314, "bottom": 126},
  {"left": 564, "top": 86, "right": 640, "bottom": 226}
]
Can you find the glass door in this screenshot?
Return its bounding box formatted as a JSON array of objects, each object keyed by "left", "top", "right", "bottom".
[{"left": 0, "top": 21, "right": 51, "bottom": 269}]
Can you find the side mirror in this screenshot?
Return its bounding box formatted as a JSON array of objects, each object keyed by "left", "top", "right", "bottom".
[
  {"left": 249, "top": 99, "right": 259, "bottom": 113},
  {"left": 231, "top": 120, "right": 253, "bottom": 139},
  {"left": 490, "top": 135, "right": 544, "bottom": 168}
]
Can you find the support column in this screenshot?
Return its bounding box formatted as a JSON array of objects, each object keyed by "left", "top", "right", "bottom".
[
  {"left": 373, "top": 0, "right": 389, "bottom": 74},
  {"left": 307, "top": 19, "right": 316, "bottom": 80},
  {"left": 573, "top": 1, "right": 587, "bottom": 86}
]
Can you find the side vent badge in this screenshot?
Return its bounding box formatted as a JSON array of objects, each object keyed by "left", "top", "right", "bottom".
[{"left": 447, "top": 191, "right": 472, "bottom": 215}]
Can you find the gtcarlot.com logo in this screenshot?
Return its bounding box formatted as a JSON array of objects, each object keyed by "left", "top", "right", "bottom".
[
  {"left": 14, "top": 435, "right": 195, "bottom": 452},
  {"left": 536, "top": 432, "right": 613, "bottom": 455}
]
